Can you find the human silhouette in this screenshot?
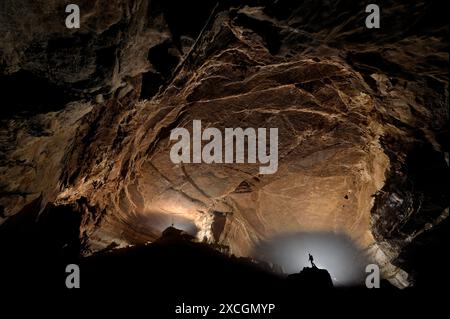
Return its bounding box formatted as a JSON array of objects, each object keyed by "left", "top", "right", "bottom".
[{"left": 308, "top": 253, "right": 316, "bottom": 268}]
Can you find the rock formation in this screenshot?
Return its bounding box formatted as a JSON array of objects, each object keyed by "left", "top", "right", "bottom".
[
  {"left": 287, "top": 266, "right": 334, "bottom": 289},
  {"left": 0, "top": 0, "right": 448, "bottom": 289}
]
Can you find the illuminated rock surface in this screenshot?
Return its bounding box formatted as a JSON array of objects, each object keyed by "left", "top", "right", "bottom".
[{"left": 0, "top": 0, "right": 448, "bottom": 288}]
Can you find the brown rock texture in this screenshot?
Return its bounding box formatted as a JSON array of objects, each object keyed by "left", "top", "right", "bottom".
[{"left": 0, "top": 0, "right": 448, "bottom": 288}]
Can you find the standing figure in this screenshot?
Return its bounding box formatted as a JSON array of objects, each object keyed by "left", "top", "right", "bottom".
[{"left": 308, "top": 253, "right": 316, "bottom": 268}]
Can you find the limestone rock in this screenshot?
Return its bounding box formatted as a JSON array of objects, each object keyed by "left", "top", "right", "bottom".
[{"left": 0, "top": 0, "right": 448, "bottom": 288}]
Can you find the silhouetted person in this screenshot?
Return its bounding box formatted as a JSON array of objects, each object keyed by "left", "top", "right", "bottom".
[{"left": 308, "top": 253, "right": 316, "bottom": 268}]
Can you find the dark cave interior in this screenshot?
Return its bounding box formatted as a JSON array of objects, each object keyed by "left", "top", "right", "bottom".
[{"left": 0, "top": 0, "right": 448, "bottom": 314}]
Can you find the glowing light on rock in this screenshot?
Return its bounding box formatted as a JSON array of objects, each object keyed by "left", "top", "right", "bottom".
[{"left": 253, "top": 232, "right": 369, "bottom": 286}]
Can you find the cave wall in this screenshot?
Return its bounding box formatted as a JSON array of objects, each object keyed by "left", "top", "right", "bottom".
[{"left": 0, "top": 0, "right": 448, "bottom": 288}]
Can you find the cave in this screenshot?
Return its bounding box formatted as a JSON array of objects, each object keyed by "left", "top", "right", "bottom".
[{"left": 0, "top": 0, "right": 448, "bottom": 316}]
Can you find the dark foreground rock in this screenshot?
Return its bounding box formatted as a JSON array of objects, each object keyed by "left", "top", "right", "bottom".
[{"left": 287, "top": 266, "right": 334, "bottom": 289}]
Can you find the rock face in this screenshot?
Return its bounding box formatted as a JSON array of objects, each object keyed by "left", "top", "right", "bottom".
[
  {"left": 0, "top": 0, "right": 171, "bottom": 95},
  {"left": 287, "top": 266, "right": 334, "bottom": 289},
  {"left": 0, "top": 1, "right": 448, "bottom": 288}
]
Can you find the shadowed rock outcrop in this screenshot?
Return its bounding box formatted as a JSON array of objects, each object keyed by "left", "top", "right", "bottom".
[{"left": 287, "top": 266, "right": 334, "bottom": 289}]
